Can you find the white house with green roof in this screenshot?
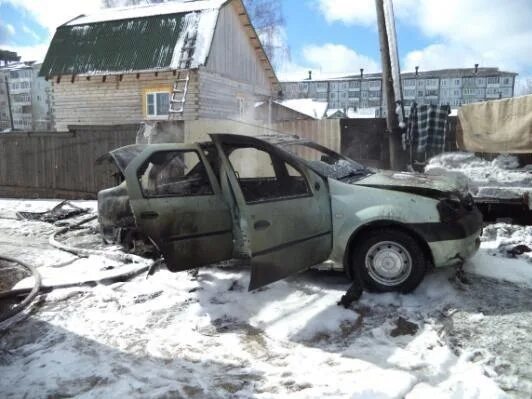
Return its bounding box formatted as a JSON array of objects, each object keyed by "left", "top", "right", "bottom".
[{"left": 40, "top": 0, "right": 279, "bottom": 131}]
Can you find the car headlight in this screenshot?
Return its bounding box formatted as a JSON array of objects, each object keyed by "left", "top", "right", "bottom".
[{"left": 437, "top": 197, "right": 462, "bottom": 223}]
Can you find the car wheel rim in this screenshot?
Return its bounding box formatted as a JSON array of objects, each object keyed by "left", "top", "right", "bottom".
[{"left": 365, "top": 241, "right": 412, "bottom": 286}]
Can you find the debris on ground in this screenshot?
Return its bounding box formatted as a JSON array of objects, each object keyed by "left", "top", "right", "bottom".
[
  {"left": 390, "top": 317, "right": 419, "bottom": 337},
  {"left": 16, "top": 200, "right": 90, "bottom": 224}
]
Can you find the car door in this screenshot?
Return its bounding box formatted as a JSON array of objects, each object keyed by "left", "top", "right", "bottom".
[
  {"left": 124, "top": 144, "right": 233, "bottom": 272},
  {"left": 211, "top": 134, "right": 333, "bottom": 290}
]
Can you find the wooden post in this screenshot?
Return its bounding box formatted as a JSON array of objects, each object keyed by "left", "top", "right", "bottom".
[{"left": 375, "top": 0, "right": 403, "bottom": 170}]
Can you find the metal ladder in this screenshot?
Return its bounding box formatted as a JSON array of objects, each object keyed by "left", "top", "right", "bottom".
[
  {"left": 168, "top": 31, "right": 197, "bottom": 118},
  {"left": 169, "top": 70, "right": 190, "bottom": 117}
]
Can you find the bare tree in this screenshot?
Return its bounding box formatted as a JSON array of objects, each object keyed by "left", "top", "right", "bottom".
[
  {"left": 243, "top": 0, "right": 290, "bottom": 68},
  {"left": 517, "top": 78, "right": 532, "bottom": 96},
  {"left": 102, "top": 0, "right": 289, "bottom": 68}
]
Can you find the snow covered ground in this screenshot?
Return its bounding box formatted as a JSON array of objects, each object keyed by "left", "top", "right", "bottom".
[
  {"left": 1, "top": 199, "right": 532, "bottom": 398},
  {"left": 425, "top": 153, "right": 532, "bottom": 204}
]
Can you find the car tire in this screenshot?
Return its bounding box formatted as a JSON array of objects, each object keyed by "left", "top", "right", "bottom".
[{"left": 351, "top": 228, "right": 427, "bottom": 293}]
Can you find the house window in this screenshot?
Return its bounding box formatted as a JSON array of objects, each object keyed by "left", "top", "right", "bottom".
[{"left": 146, "top": 92, "right": 170, "bottom": 118}]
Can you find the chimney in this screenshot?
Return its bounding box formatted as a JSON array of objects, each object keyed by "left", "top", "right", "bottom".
[
  {"left": 415, "top": 66, "right": 419, "bottom": 76},
  {"left": 474, "top": 64, "right": 479, "bottom": 74},
  {"left": 360, "top": 68, "right": 364, "bottom": 79},
  {"left": 308, "top": 70, "right": 312, "bottom": 80}
]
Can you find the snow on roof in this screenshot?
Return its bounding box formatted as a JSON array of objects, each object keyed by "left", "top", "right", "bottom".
[
  {"left": 326, "top": 108, "right": 345, "bottom": 118},
  {"left": 277, "top": 99, "right": 328, "bottom": 119},
  {"left": 41, "top": 1, "right": 225, "bottom": 76},
  {"left": 346, "top": 107, "right": 379, "bottom": 118},
  {"left": 66, "top": 0, "right": 227, "bottom": 26}
]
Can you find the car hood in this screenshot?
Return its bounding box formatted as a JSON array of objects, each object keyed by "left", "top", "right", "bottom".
[{"left": 353, "top": 170, "right": 468, "bottom": 199}]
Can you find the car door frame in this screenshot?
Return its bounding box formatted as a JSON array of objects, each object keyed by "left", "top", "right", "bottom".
[
  {"left": 211, "top": 134, "right": 334, "bottom": 290},
  {"left": 123, "top": 143, "right": 234, "bottom": 271}
]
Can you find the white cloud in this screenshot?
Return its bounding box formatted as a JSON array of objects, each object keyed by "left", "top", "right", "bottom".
[
  {"left": 0, "top": 0, "right": 102, "bottom": 35},
  {"left": 277, "top": 43, "right": 379, "bottom": 80},
  {"left": 0, "top": 20, "right": 16, "bottom": 40},
  {"left": 316, "top": 0, "right": 532, "bottom": 75},
  {"left": 303, "top": 43, "right": 379, "bottom": 74},
  {"left": 6, "top": 23, "right": 15, "bottom": 35},
  {"left": 0, "top": 43, "right": 49, "bottom": 62},
  {"left": 317, "top": 0, "right": 376, "bottom": 26},
  {"left": 22, "top": 24, "right": 41, "bottom": 41},
  {"left": 316, "top": 0, "right": 417, "bottom": 26},
  {"left": 0, "top": 0, "right": 102, "bottom": 62}
]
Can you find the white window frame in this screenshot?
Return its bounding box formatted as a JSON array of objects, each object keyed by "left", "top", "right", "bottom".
[{"left": 146, "top": 91, "right": 170, "bottom": 119}]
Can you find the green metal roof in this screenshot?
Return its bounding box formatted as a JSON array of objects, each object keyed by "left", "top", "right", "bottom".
[{"left": 39, "top": 13, "right": 188, "bottom": 77}]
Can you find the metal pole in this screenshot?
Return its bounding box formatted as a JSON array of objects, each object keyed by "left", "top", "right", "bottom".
[
  {"left": 5, "top": 76, "right": 14, "bottom": 131},
  {"left": 375, "top": 0, "right": 402, "bottom": 170}
]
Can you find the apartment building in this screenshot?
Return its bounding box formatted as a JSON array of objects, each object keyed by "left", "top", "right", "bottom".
[
  {"left": 0, "top": 62, "right": 53, "bottom": 131},
  {"left": 281, "top": 67, "right": 517, "bottom": 117}
]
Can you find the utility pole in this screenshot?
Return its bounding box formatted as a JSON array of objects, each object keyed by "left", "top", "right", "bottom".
[
  {"left": 5, "top": 77, "right": 14, "bottom": 131},
  {"left": 375, "top": 0, "right": 403, "bottom": 170}
]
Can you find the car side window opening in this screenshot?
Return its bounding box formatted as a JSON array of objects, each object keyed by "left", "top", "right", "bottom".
[
  {"left": 137, "top": 150, "right": 214, "bottom": 197},
  {"left": 226, "top": 146, "right": 310, "bottom": 204}
]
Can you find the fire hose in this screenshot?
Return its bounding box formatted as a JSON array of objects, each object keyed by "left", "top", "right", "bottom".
[{"left": 0, "top": 214, "right": 153, "bottom": 328}]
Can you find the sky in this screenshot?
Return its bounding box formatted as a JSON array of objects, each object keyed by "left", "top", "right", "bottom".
[{"left": 1, "top": 0, "right": 531, "bottom": 89}]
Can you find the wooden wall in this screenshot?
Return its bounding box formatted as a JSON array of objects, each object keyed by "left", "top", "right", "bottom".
[
  {"left": 0, "top": 125, "right": 139, "bottom": 199},
  {"left": 52, "top": 71, "right": 200, "bottom": 131},
  {"left": 206, "top": 1, "right": 272, "bottom": 94}
]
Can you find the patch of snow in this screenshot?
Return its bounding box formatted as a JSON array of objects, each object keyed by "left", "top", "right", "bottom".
[
  {"left": 465, "top": 223, "right": 532, "bottom": 287},
  {"left": 347, "top": 107, "right": 380, "bottom": 119},
  {"left": 67, "top": 0, "right": 226, "bottom": 26},
  {"left": 425, "top": 152, "right": 532, "bottom": 200},
  {"left": 277, "top": 99, "right": 328, "bottom": 119},
  {"left": 3, "top": 199, "right": 532, "bottom": 398},
  {"left": 169, "top": 8, "right": 219, "bottom": 69}
]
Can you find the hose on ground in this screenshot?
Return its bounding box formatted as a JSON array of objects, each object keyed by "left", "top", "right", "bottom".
[
  {"left": 49, "top": 215, "right": 150, "bottom": 264},
  {"left": 0, "top": 213, "right": 156, "bottom": 328},
  {"left": 0, "top": 255, "right": 41, "bottom": 324}
]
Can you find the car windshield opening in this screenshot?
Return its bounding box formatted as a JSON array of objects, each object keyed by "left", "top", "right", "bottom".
[{"left": 280, "top": 142, "right": 372, "bottom": 181}]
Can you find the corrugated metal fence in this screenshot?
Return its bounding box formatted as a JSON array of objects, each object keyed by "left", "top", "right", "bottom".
[{"left": 0, "top": 125, "right": 139, "bottom": 199}]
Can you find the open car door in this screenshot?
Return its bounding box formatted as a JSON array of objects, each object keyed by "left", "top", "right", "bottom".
[
  {"left": 124, "top": 144, "right": 233, "bottom": 271},
  {"left": 211, "top": 134, "right": 333, "bottom": 290}
]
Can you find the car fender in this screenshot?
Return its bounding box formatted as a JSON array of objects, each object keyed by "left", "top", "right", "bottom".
[{"left": 328, "top": 178, "right": 440, "bottom": 266}]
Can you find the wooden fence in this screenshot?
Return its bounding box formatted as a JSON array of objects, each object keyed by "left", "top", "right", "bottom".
[{"left": 0, "top": 124, "right": 139, "bottom": 199}]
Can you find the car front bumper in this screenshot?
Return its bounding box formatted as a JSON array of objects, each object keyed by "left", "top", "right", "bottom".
[
  {"left": 428, "top": 229, "right": 482, "bottom": 267},
  {"left": 412, "top": 207, "right": 483, "bottom": 267}
]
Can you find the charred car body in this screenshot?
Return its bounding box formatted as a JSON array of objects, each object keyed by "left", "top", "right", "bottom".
[{"left": 98, "top": 134, "right": 482, "bottom": 292}]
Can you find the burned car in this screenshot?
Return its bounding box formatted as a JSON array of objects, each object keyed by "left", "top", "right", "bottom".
[{"left": 98, "top": 134, "right": 482, "bottom": 292}]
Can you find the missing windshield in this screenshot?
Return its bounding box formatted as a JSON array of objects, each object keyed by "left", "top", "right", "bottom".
[{"left": 280, "top": 142, "right": 373, "bottom": 181}]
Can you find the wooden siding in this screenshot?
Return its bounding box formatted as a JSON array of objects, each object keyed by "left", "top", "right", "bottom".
[
  {"left": 206, "top": 1, "right": 272, "bottom": 94},
  {"left": 52, "top": 70, "right": 200, "bottom": 131},
  {"left": 0, "top": 125, "right": 139, "bottom": 199},
  {"left": 198, "top": 69, "right": 270, "bottom": 120}
]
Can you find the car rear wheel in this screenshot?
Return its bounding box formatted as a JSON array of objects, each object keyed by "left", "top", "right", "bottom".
[{"left": 351, "top": 228, "right": 427, "bottom": 293}]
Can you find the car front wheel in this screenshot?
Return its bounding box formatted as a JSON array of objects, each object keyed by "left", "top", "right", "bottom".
[{"left": 351, "top": 228, "right": 427, "bottom": 293}]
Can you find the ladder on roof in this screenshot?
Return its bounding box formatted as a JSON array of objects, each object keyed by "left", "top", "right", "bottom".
[
  {"left": 179, "top": 31, "right": 197, "bottom": 70},
  {"left": 168, "top": 70, "right": 190, "bottom": 117},
  {"left": 168, "top": 31, "right": 197, "bottom": 118}
]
